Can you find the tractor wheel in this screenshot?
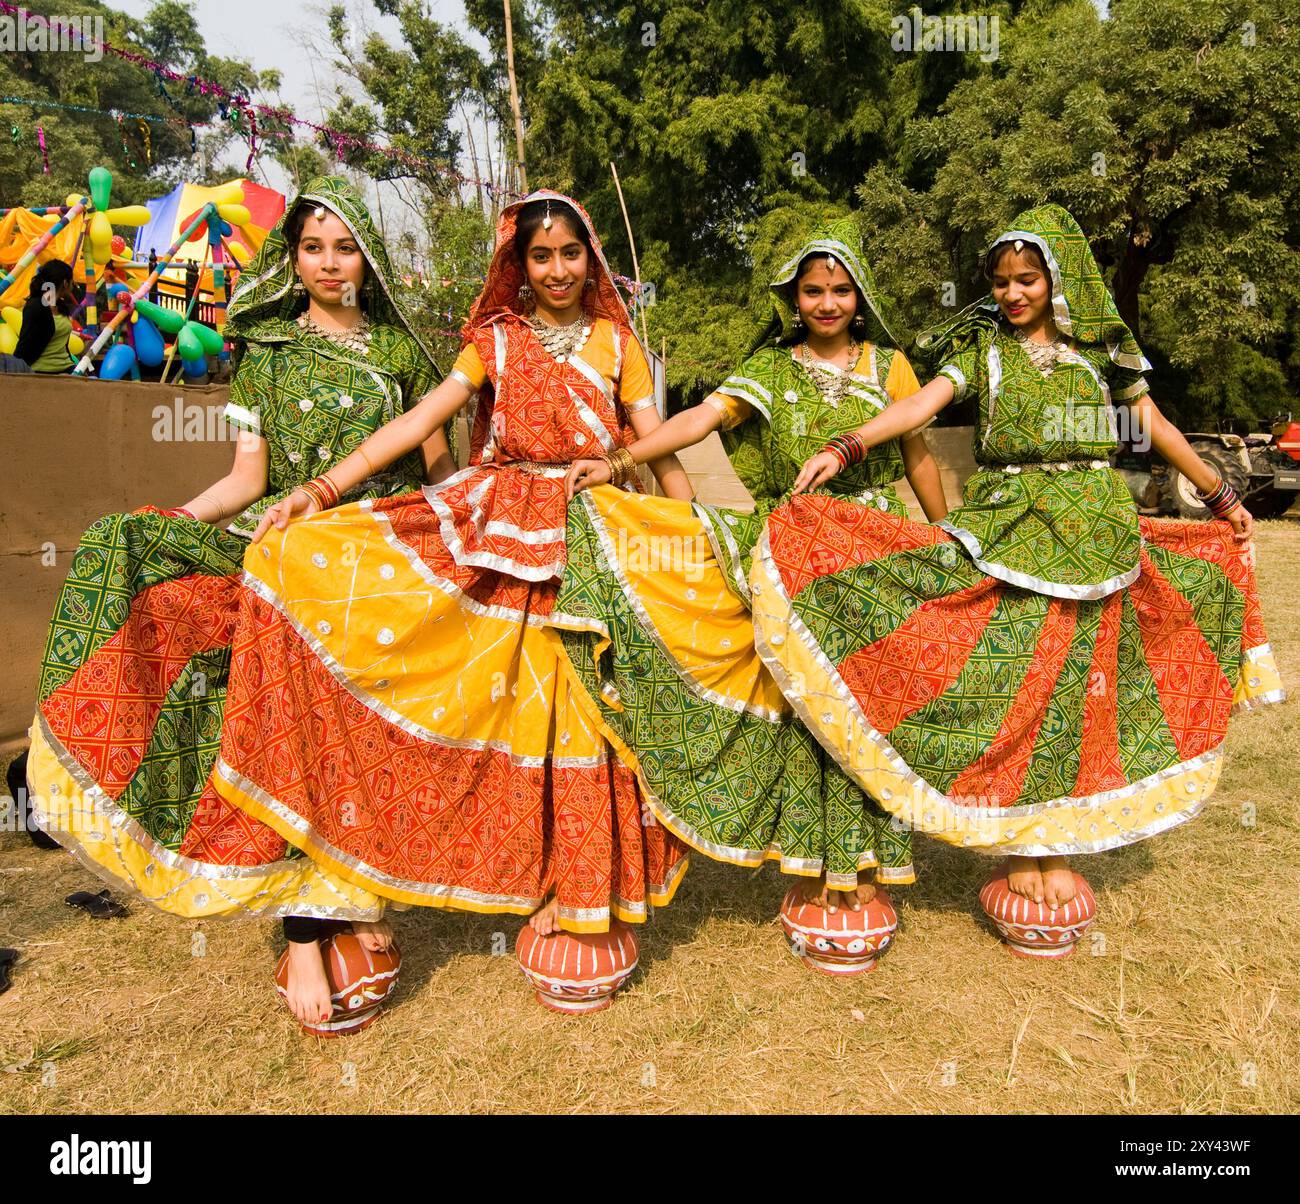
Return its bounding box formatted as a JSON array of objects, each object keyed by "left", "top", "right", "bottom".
[{"left": 1162, "top": 441, "right": 1249, "bottom": 519}]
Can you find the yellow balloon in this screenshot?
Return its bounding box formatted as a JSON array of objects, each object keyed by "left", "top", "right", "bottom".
[
  {"left": 216, "top": 204, "right": 251, "bottom": 227},
  {"left": 65, "top": 193, "right": 82, "bottom": 209},
  {"left": 90, "top": 210, "right": 113, "bottom": 257},
  {"left": 210, "top": 182, "right": 245, "bottom": 206},
  {"left": 226, "top": 241, "right": 250, "bottom": 262},
  {"left": 68, "top": 332, "right": 85, "bottom": 355},
  {"left": 0, "top": 326, "right": 16, "bottom": 355},
  {"left": 1, "top": 305, "right": 21, "bottom": 332},
  {"left": 104, "top": 205, "right": 152, "bottom": 226}
]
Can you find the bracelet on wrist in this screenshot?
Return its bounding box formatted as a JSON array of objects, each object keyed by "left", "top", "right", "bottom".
[
  {"left": 1195, "top": 475, "right": 1240, "bottom": 519},
  {"left": 603, "top": 446, "right": 638, "bottom": 488}
]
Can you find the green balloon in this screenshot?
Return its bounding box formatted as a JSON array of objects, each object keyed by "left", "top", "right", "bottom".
[
  {"left": 192, "top": 322, "right": 225, "bottom": 356},
  {"left": 88, "top": 165, "right": 112, "bottom": 212},
  {"left": 132, "top": 298, "right": 186, "bottom": 335},
  {"left": 176, "top": 324, "right": 204, "bottom": 361}
]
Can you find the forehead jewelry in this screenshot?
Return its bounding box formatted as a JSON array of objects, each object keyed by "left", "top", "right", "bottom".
[
  {"left": 314, "top": 205, "right": 326, "bottom": 220},
  {"left": 825, "top": 254, "right": 836, "bottom": 272},
  {"left": 542, "top": 199, "right": 553, "bottom": 230},
  {"left": 1013, "top": 239, "right": 1024, "bottom": 252}
]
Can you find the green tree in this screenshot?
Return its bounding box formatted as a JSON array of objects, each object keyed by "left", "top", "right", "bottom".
[{"left": 0, "top": 1, "right": 317, "bottom": 207}]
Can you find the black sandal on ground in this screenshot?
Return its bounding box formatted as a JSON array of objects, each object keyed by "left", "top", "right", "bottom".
[{"left": 64, "top": 889, "right": 129, "bottom": 919}]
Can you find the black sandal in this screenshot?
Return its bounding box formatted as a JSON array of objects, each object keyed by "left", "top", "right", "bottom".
[
  {"left": 0, "top": 948, "right": 16, "bottom": 995},
  {"left": 65, "top": 889, "right": 129, "bottom": 919}
]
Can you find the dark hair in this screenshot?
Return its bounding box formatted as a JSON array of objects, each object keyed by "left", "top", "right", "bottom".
[
  {"left": 283, "top": 198, "right": 343, "bottom": 257},
  {"left": 984, "top": 239, "right": 1048, "bottom": 280},
  {"left": 514, "top": 199, "right": 592, "bottom": 263},
  {"left": 33, "top": 259, "right": 74, "bottom": 291},
  {"left": 16, "top": 259, "right": 74, "bottom": 365}
]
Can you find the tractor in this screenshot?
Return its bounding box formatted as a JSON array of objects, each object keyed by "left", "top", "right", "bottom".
[{"left": 1117, "top": 414, "right": 1300, "bottom": 520}]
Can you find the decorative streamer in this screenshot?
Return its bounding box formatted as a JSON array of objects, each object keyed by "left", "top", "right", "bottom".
[
  {"left": 137, "top": 118, "right": 152, "bottom": 164},
  {"left": 245, "top": 106, "right": 257, "bottom": 171},
  {"left": 36, "top": 123, "right": 48, "bottom": 173},
  {"left": 0, "top": 1, "right": 520, "bottom": 196},
  {"left": 115, "top": 113, "right": 137, "bottom": 169}
]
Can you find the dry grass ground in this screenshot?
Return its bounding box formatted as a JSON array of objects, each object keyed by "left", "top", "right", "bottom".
[{"left": 2, "top": 519, "right": 1297, "bottom": 1115}]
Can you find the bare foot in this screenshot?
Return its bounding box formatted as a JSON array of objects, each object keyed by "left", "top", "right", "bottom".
[
  {"left": 284, "top": 940, "right": 332, "bottom": 1026},
  {"left": 796, "top": 876, "right": 831, "bottom": 908},
  {"left": 795, "top": 876, "right": 874, "bottom": 912},
  {"left": 1005, "top": 854, "right": 1044, "bottom": 904},
  {"left": 848, "top": 878, "right": 877, "bottom": 908},
  {"left": 1039, "top": 856, "right": 1077, "bottom": 908},
  {"left": 528, "top": 896, "right": 560, "bottom": 936},
  {"left": 352, "top": 917, "right": 394, "bottom": 953}
]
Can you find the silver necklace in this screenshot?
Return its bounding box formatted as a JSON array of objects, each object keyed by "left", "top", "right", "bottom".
[
  {"left": 795, "top": 340, "right": 860, "bottom": 408},
  {"left": 297, "top": 311, "right": 372, "bottom": 357},
  {"left": 527, "top": 311, "right": 591, "bottom": 364},
  {"left": 1013, "top": 326, "right": 1067, "bottom": 376}
]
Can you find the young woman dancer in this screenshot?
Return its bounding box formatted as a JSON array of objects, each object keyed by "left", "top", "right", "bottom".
[
  {"left": 753, "top": 204, "right": 1280, "bottom": 914},
  {"left": 225, "top": 192, "right": 691, "bottom": 1012},
  {"left": 558, "top": 216, "right": 948, "bottom": 913},
  {"left": 25, "top": 177, "right": 449, "bottom": 1026}
]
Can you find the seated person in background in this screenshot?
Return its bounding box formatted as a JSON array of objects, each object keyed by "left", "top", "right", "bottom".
[{"left": 15, "top": 260, "right": 77, "bottom": 373}]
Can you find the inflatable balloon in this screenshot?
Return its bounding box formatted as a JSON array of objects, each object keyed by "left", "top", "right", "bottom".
[
  {"left": 226, "top": 241, "right": 250, "bottom": 263},
  {"left": 210, "top": 182, "right": 245, "bottom": 207},
  {"left": 110, "top": 234, "right": 127, "bottom": 257},
  {"left": 181, "top": 206, "right": 212, "bottom": 242},
  {"left": 216, "top": 204, "right": 251, "bottom": 228},
  {"left": 88, "top": 166, "right": 113, "bottom": 213},
  {"left": 1, "top": 306, "right": 20, "bottom": 334},
  {"left": 133, "top": 315, "right": 165, "bottom": 367},
  {"left": 106, "top": 282, "right": 131, "bottom": 300},
  {"left": 99, "top": 342, "right": 137, "bottom": 380},
  {"left": 0, "top": 326, "right": 16, "bottom": 355},
  {"left": 104, "top": 205, "right": 151, "bottom": 227},
  {"left": 132, "top": 299, "right": 187, "bottom": 336},
  {"left": 182, "top": 355, "right": 208, "bottom": 379},
  {"left": 191, "top": 322, "right": 225, "bottom": 357},
  {"left": 68, "top": 332, "right": 85, "bottom": 356},
  {"left": 176, "top": 324, "right": 204, "bottom": 361},
  {"left": 89, "top": 211, "right": 113, "bottom": 259}
]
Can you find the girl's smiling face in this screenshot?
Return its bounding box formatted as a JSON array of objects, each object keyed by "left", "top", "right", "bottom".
[
  {"left": 523, "top": 216, "right": 589, "bottom": 320},
  {"left": 795, "top": 257, "right": 859, "bottom": 340},
  {"left": 989, "top": 243, "right": 1052, "bottom": 330}
]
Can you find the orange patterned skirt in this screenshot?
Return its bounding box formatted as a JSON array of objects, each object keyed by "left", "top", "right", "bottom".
[{"left": 213, "top": 490, "right": 689, "bottom": 933}]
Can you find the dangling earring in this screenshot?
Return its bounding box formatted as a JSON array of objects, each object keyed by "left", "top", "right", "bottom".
[
  {"left": 292, "top": 275, "right": 306, "bottom": 295},
  {"left": 518, "top": 282, "right": 534, "bottom": 304},
  {"left": 583, "top": 277, "right": 595, "bottom": 291}
]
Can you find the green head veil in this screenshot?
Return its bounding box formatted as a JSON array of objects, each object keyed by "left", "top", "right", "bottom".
[
  {"left": 224, "top": 175, "right": 438, "bottom": 377},
  {"left": 916, "top": 204, "right": 1148, "bottom": 371},
  {"left": 750, "top": 214, "right": 898, "bottom": 353}
]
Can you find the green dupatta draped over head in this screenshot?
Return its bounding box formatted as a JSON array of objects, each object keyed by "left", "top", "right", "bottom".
[
  {"left": 916, "top": 203, "right": 1148, "bottom": 372},
  {"left": 224, "top": 175, "right": 439, "bottom": 379},
  {"left": 752, "top": 213, "right": 898, "bottom": 352}
]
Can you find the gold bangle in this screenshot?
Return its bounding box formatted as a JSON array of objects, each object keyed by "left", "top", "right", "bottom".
[{"left": 606, "top": 446, "right": 637, "bottom": 487}]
